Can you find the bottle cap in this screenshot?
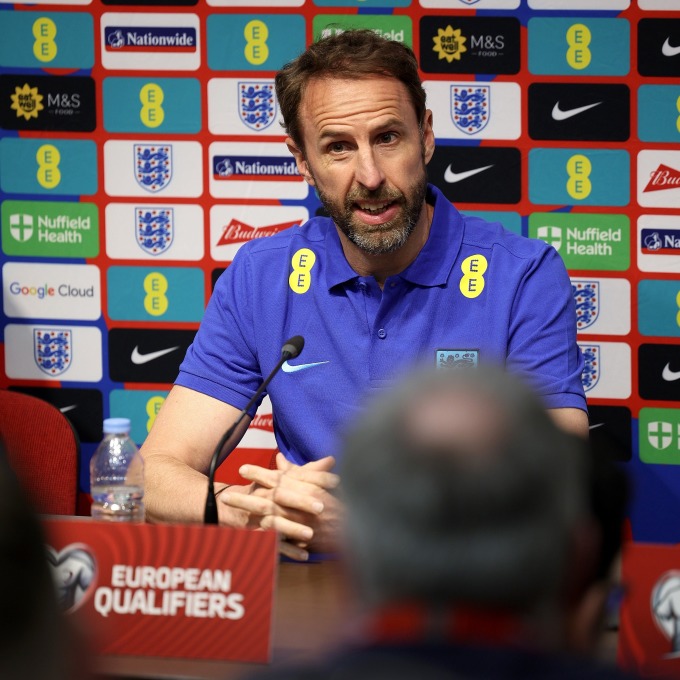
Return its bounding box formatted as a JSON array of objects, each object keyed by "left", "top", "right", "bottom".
[{"left": 103, "top": 417, "right": 132, "bottom": 435}]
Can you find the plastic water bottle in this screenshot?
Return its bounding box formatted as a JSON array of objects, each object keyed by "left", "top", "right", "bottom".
[{"left": 90, "top": 418, "right": 145, "bottom": 522}]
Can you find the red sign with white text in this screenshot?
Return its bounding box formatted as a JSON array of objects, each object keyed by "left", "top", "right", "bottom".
[{"left": 42, "top": 518, "right": 277, "bottom": 663}]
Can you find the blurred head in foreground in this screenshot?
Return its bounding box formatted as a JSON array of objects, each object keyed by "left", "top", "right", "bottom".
[
  {"left": 340, "top": 365, "right": 622, "bottom": 652},
  {"left": 0, "top": 446, "right": 87, "bottom": 680}
]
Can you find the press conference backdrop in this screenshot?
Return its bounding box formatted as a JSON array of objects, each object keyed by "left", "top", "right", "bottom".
[{"left": 0, "top": 0, "right": 678, "bottom": 542}]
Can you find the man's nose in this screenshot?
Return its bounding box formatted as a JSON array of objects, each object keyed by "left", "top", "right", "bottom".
[{"left": 354, "top": 148, "right": 385, "bottom": 190}]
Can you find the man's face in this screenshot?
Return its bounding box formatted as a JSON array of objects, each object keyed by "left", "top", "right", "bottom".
[{"left": 287, "top": 76, "right": 435, "bottom": 256}]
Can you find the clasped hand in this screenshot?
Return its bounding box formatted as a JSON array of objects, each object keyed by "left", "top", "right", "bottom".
[{"left": 218, "top": 453, "right": 341, "bottom": 561}]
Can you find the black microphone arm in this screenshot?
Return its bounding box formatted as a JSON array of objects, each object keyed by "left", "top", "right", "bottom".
[{"left": 204, "top": 335, "right": 304, "bottom": 524}]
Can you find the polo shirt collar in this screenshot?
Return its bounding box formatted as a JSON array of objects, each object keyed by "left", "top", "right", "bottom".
[{"left": 324, "top": 184, "right": 463, "bottom": 290}]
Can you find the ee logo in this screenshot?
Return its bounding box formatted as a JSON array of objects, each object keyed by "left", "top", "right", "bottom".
[
  {"left": 143, "top": 272, "right": 169, "bottom": 316},
  {"left": 139, "top": 83, "right": 165, "bottom": 129},
  {"left": 566, "top": 154, "right": 592, "bottom": 200},
  {"left": 146, "top": 396, "right": 165, "bottom": 433},
  {"left": 33, "top": 17, "right": 57, "bottom": 63},
  {"left": 460, "top": 254, "right": 487, "bottom": 299},
  {"left": 566, "top": 23, "right": 591, "bottom": 71},
  {"left": 244, "top": 20, "right": 269, "bottom": 66},
  {"left": 289, "top": 248, "right": 316, "bottom": 294},
  {"left": 36, "top": 144, "right": 61, "bottom": 189}
]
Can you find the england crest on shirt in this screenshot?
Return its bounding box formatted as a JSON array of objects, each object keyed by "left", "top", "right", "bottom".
[
  {"left": 451, "top": 85, "right": 489, "bottom": 136},
  {"left": 572, "top": 281, "right": 600, "bottom": 331},
  {"left": 136, "top": 207, "right": 174, "bottom": 256},
  {"left": 134, "top": 144, "right": 172, "bottom": 193},
  {"left": 580, "top": 344, "right": 600, "bottom": 392},
  {"left": 239, "top": 81, "right": 276, "bottom": 132},
  {"left": 436, "top": 349, "right": 479, "bottom": 369},
  {"left": 34, "top": 328, "right": 72, "bottom": 377}
]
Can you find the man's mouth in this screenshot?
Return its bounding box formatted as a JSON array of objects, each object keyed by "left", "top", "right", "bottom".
[{"left": 355, "top": 200, "right": 393, "bottom": 215}]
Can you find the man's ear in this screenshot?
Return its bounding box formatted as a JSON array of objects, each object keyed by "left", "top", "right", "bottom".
[
  {"left": 286, "top": 137, "right": 315, "bottom": 186},
  {"left": 422, "top": 109, "right": 435, "bottom": 165}
]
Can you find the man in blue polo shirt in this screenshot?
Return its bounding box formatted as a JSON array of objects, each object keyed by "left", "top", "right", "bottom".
[{"left": 140, "top": 30, "right": 587, "bottom": 560}]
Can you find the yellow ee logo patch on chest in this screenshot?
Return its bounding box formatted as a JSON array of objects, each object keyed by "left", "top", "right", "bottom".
[
  {"left": 459, "top": 254, "right": 487, "bottom": 299},
  {"left": 289, "top": 248, "right": 316, "bottom": 294}
]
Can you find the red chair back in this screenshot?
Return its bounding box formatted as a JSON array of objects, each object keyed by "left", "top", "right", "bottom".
[{"left": 0, "top": 390, "right": 79, "bottom": 515}]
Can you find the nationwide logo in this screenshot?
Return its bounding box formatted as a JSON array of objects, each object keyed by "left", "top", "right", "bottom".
[
  {"left": 433, "top": 25, "right": 468, "bottom": 62},
  {"left": 10, "top": 83, "right": 43, "bottom": 120},
  {"left": 213, "top": 156, "right": 299, "bottom": 181},
  {"left": 215, "top": 219, "right": 298, "bottom": 246},
  {"left": 238, "top": 81, "right": 276, "bottom": 132},
  {"left": 104, "top": 26, "right": 197, "bottom": 52},
  {"left": 135, "top": 144, "right": 172, "bottom": 193},
  {"left": 451, "top": 85, "right": 489, "bottom": 135},
  {"left": 136, "top": 208, "right": 173, "bottom": 256},
  {"left": 641, "top": 228, "right": 680, "bottom": 255},
  {"left": 643, "top": 164, "right": 680, "bottom": 193},
  {"left": 572, "top": 281, "right": 599, "bottom": 331},
  {"left": 34, "top": 328, "right": 71, "bottom": 377}
]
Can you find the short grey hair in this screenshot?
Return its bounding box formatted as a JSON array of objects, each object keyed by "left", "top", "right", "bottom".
[{"left": 340, "top": 365, "right": 590, "bottom": 613}]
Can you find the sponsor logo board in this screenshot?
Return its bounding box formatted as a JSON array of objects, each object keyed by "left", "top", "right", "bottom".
[
  {"left": 638, "top": 85, "right": 680, "bottom": 143},
  {"left": 424, "top": 81, "right": 521, "bottom": 140},
  {"left": 102, "top": 13, "right": 200, "bottom": 71},
  {"left": 587, "top": 405, "right": 632, "bottom": 463},
  {"left": 419, "top": 16, "right": 520, "bottom": 75},
  {"left": 210, "top": 205, "right": 308, "bottom": 261},
  {"left": 104, "top": 140, "right": 202, "bottom": 198},
  {"left": 637, "top": 151, "right": 680, "bottom": 208},
  {"left": 313, "top": 15, "right": 412, "bottom": 46},
  {"left": 208, "top": 79, "right": 279, "bottom": 136},
  {"left": 638, "top": 279, "right": 680, "bottom": 338},
  {"left": 530, "top": 213, "right": 630, "bottom": 271},
  {"left": 638, "top": 214, "right": 680, "bottom": 273},
  {"left": 579, "top": 341, "right": 631, "bottom": 400},
  {"left": 4, "top": 324, "right": 102, "bottom": 382},
  {"left": 103, "top": 77, "right": 201, "bottom": 134},
  {"left": 105, "top": 203, "right": 204, "bottom": 260},
  {"left": 3, "top": 262, "right": 100, "bottom": 321},
  {"left": 639, "top": 344, "right": 680, "bottom": 402},
  {"left": 528, "top": 18, "right": 630, "bottom": 76},
  {"left": 0, "top": 138, "right": 97, "bottom": 197},
  {"left": 572, "top": 277, "right": 630, "bottom": 336},
  {"left": 209, "top": 142, "right": 306, "bottom": 200},
  {"left": 107, "top": 266, "right": 205, "bottom": 322},
  {"left": 529, "top": 148, "right": 629, "bottom": 206},
  {"left": 638, "top": 19, "right": 680, "bottom": 78},
  {"left": 207, "top": 15, "right": 306, "bottom": 71},
  {"left": 2, "top": 200, "right": 99, "bottom": 258},
  {"left": 0, "top": 75, "right": 96, "bottom": 132},
  {"left": 639, "top": 408, "right": 680, "bottom": 465}
]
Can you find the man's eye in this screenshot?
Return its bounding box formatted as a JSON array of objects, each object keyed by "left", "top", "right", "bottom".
[{"left": 328, "top": 142, "right": 346, "bottom": 153}]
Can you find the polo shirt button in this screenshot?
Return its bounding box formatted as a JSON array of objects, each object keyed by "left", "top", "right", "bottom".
[{"left": 377, "top": 328, "right": 386, "bottom": 339}]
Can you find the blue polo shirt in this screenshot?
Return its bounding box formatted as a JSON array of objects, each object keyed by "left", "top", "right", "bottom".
[{"left": 177, "top": 184, "right": 585, "bottom": 464}]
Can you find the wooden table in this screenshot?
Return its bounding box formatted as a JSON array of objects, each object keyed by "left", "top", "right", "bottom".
[{"left": 94, "top": 560, "right": 353, "bottom": 680}]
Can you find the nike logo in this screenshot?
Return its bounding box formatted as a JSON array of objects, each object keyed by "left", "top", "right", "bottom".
[
  {"left": 662, "top": 38, "right": 680, "bottom": 57},
  {"left": 59, "top": 405, "right": 77, "bottom": 414},
  {"left": 131, "top": 345, "right": 180, "bottom": 365},
  {"left": 589, "top": 423, "right": 605, "bottom": 430},
  {"left": 444, "top": 164, "right": 493, "bottom": 184},
  {"left": 551, "top": 101, "right": 602, "bottom": 121},
  {"left": 662, "top": 363, "right": 680, "bottom": 382},
  {"left": 281, "top": 360, "right": 329, "bottom": 373}
]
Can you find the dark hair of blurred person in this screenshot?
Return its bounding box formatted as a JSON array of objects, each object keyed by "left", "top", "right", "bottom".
[
  {"left": 246, "top": 365, "right": 637, "bottom": 680},
  {"left": 0, "top": 440, "right": 90, "bottom": 680}
]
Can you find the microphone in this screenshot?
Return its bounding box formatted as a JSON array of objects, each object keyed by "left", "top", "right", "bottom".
[{"left": 204, "top": 335, "right": 304, "bottom": 524}]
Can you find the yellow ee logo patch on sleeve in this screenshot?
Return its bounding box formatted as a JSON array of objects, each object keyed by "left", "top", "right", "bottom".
[
  {"left": 459, "top": 254, "right": 487, "bottom": 299},
  {"left": 289, "top": 248, "right": 316, "bottom": 294}
]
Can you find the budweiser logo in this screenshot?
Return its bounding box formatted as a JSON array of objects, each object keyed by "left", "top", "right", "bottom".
[
  {"left": 216, "top": 219, "right": 298, "bottom": 246},
  {"left": 251, "top": 414, "right": 274, "bottom": 432},
  {"left": 644, "top": 164, "right": 680, "bottom": 193}
]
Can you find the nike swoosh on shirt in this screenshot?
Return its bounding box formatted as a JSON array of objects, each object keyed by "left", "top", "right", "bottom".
[
  {"left": 662, "top": 38, "right": 680, "bottom": 57},
  {"left": 444, "top": 164, "right": 493, "bottom": 184},
  {"left": 59, "top": 405, "right": 77, "bottom": 414},
  {"left": 281, "top": 360, "right": 329, "bottom": 373},
  {"left": 131, "top": 345, "right": 180, "bottom": 365},
  {"left": 662, "top": 363, "right": 680, "bottom": 382},
  {"left": 551, "top": 101, "right": 602, "bottom": 121}
]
